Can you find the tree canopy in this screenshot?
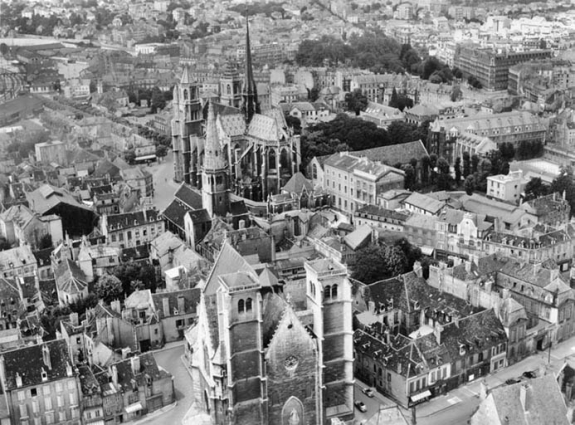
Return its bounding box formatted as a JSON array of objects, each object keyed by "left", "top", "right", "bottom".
[{"left": 351, "top": 241, "right": 413, "bottom": 284}]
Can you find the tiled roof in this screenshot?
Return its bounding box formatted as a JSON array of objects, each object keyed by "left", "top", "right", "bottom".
[
  {"left": 112, "top": 352, "right": 169, "bottom": 388},
  {"left": 344, "top": 224, "right": 372, "bottom": 251},
  {"left": 355, "top": 204, "right": 410, "bottom": 222},
  {"left": 55, "top": 259, "right": 88, "bottom": 295},
  {"left": 162, "top": 199, "right": 191, "bottom": 230},
  {"left": 0, "top": 245, "right": 36, "bottom": 270},
  {"left": 27, "top": 184, "right": 92, "bottom": 215},
  {"left": 186, "top": 208, "right": 211, "bottom": 223},
  {"left": 262, "top": 292, "right": 288, "bottom": 348},
  {"left": 3, "top": 339, "right": 73, "bottom": 390},
  {"left": 403, "top": 192, "right": 445, "bottom": 214}
]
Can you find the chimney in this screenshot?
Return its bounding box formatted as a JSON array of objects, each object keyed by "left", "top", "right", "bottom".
[
  {"left": 177, "top": 296, "right": 185, "bottom": 314},
  {"left": 143, "top": 209, "right": 147, "bottom": 222},
  {"left": 162, "top": 297, "right": 170, "bottom": 317},
  {"left": 131, "top": 355, "right": 141, "bottom": 375},
  {"left": 368, "top": 300, "right": 375, "bottom": 313},
  {"left": 434, "top": 322, "right": 443, "bottom": 345},
  {"left": 384, "top": 329, "right": 391, "bottom": 346},
  {"left": 110, "top": 299, "right": 121, "bottom": 314},
  {"left": 42, "top": 344, "right": 52, "bottom": 370},
  {"left": 70, "top": 312, "right": 79, "bottom": 327},
  {"left": 479, "top": 379, "right": 488, "bottom": 400},
  {"left": 453, "top": 315, "right": 459, "bottom": 328},
  {"left": 519, "top": 384, "right": 529, "bottom": 412},
  {"left": 15, "top": 372, "right": 22, "bottom": 388},
  {"left": 121, "top": 347, "right": 131, "bottom": 359},
  {"left": 111, "top": 365, "right": 118, "bottom": 386}
]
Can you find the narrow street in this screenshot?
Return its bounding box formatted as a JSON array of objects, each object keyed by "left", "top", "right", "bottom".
[
  {"left": 146, "top": 150, "right": 180, "bottom": 212},
  {"left": 148, "top": 344, "right": 193, "bottom": 425}
]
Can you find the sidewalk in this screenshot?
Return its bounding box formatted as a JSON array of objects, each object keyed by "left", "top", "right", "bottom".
[
  {"left": 413, "top": 336, "right": 575, "bottom": 418},
  {"left": 151, "top": 340, "right": 185, "bottom": 354}
]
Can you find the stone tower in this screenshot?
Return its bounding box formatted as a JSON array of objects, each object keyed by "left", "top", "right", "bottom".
[
  {"left": 220, "top": 60, "right": 242, "bottom": 108},
  {"left": 202, "top": 101, "right": 230, "bottom": 218},
  {"left": 172, "top": 65, "right": 203, "bottom": 184},
  {"left": 304, "top": 258, "right": 355, "bottom": 423}
]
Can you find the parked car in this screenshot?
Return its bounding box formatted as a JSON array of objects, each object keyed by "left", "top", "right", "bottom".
[
  {"left": 522, "top": 370, "right": 537, "bottom": 379},
  {"left": 354, "top": 400, "right": 367, "bottom": 412},
  {"left": 505, "top": 378, "right": 521, "bottom": 385},
  {"left": 362, "top": 387, "right": 375, "bottom": 398}
]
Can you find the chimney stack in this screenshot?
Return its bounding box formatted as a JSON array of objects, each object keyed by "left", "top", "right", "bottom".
[
  {"left": 434, "top": 322, "right": 443, "bottom": 345},
  {"left": 162, "top": 297, "right": 170, "bottom": 317},
  {"left": 70, "top": 312, "right": 79, "bottom": 327},
  {"left": 42, "top": 344, "right": 52, "bottom": 370},
  {"left": 111, "top": 365, "right": 118, "bottom": 386},
  {"left": 131, "top": 355, "right": 141, "bottom": 375}
]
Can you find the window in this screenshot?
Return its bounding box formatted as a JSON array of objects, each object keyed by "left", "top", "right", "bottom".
[
  {"left": 238, "top": 299, "right": 245, "bottom": 314},
  {"left": 45, "top": 396, "right": 52, "bottom": 410},
  {"left": 32, "top": 400, "right": 38, "bottom": 414},
  {"left": 59, "top": 411, "right": 66, "bottom": 422},
  {"left": 69, "top": 392, "right": 77, "bottom": 405},
  {"left": 30, "top": 388, "right": 37, "bottom": 397},
  {"left": 56, "top": 383, "right": 62, "bottom": 393},
  {"left": 57, "top": 395, "right": 63, "bottom": 407},
  {"left": 19, "top": 404, "right": 27, "bottom": 418},
  {"left": 18, "top": 391, "right": 25, "bottom": 402},
  {"left": 324, "top": 285, "right": 331, "bottom": 300},
  {"left": 246, "top": 298, "right": 253, "bottom": 312},
  {"left": 332, "top": 284, "right": 338, "bottom": 299}
]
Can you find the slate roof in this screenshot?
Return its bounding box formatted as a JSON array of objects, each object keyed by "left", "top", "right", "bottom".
[
  {"left": 355, "top": 204, "right": 410, "bottom": 222},
  {"left": 55, "top": 259, "right": 88, "bottom": 295},
  {"left": 162, "top": 199, "right": 190, "bottom": 230},
  {"left": 0, "top": 245, "right": 36, "bottom": 270},
  {"left": 105, "top": 209, "right": 161, "bottom": 231},
  {"left": 94, "top": 159, "right": 121, "bottom": 179},
  {"left": 283, "top": 172, "right": 313, "bottom": 194},
  {"left": 78, "top": 365, "right": 100, "bottom": 396},
  {"left": 3, "top": 339, "right": 73, "bottom": 390},
  {"left": 152, "top": 288, "right": 201, "bottom": 318},
  {"left": 403, "top": 192, "right": 445, "bottom": 214},
  {"left": 186, "top": 208, "right": 211, "bottom": 223},
  {"left": 27, "top": 184, "right": 92, "bottom": 215},
  {"left": 344, "top": 224, "right": 372, "bottom": 251},
  {"left": 262, "top": 292, "right": 288, "bottom": 348},
  {"left": 357, "top": 140, "right": 429, "bottom": 166},
  {"left": 112, "top": 352, "right": 170, "bottom": 388},
  {"left": 174, "top": 183, "right": 203, "bottom": 209},
  {"left": 486, "top": 374, "right": 569, "bottom": 425}
]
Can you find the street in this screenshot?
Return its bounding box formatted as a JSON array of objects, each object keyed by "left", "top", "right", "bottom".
[
  {"left": 149, "top": 344, "right": 193, "bottom": 425},
  {"left": 146, "top": 150, "right": 179, "bottom": 212}
]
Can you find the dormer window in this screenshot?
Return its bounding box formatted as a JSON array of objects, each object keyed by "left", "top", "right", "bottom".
[{"left": 41, "top": 368, "right": 48, "bottom": 382}]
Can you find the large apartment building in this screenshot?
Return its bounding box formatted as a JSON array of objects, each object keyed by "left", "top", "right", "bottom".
[{"left": 453, "top": 45, "right": 553, "bottom": 91}]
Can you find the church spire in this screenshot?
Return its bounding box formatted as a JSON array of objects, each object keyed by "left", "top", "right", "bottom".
[
  {"left": 242, "top": 14, "right": 259, "bottom": 124},
  {"left": 204, "top": 100, "right": 225, "bottom": 171}
]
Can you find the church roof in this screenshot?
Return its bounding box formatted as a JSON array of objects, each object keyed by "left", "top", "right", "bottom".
[
  {"left": 283, "top": 172, "right": 313, "bottom": 194},
  {"left": 180, "top": 65, "right": 193, "bottom": 85}
]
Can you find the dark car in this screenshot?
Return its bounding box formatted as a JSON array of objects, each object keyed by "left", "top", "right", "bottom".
[
  {"left": 523, "top": 370, "right": 537, "bottom": 379},
  {"left": 506, "top": 378, "right": 521, "bottom": 385},
  {"left": 354, "top": 400, "right": 367, "bottom": 412},
  {"left": 362, "top": 387, "right": 375, "bottom": 398}
]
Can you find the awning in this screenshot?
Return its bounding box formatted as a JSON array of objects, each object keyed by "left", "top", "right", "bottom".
[
  {"left": 125, "top": 402, "right": 143, "bottom": 413},
  {"left": 410, "top": 390, "right": 431, "bottom": 402},
  {"left": 86, "top": 421, "right": 105, "bottom": 425},
  {"left": 135, "top": 154, "right": 157, "bottom": 161},
  {"left": 420, "top": 246, "right": 435, "bottom": 256}
]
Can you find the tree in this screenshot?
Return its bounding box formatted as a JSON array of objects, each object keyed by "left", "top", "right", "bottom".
[
  {"left": 95, "top": 274, "right": 123, "bottom": 304},
  {"left": 125, "top": 149, "right": 136, "bottom": 164},
  {"left": 450, "top": 85, "right": 462, "bottom": 102},
  {"left": 38, "top": 234, "right": 52, "bottom": 250},
  {"left": 387, "top": 121, "right": 419, "bottom": 145},
  {"left": 393, "top": 237, "right": 422, "bottom": 269},
  {"left": 345, "top": 89, "right": 368, "bottom": 115},
  {"left": 285, "top": 115, "right": 302, "bottom": 134},
  {"left": 454, "top": 156, "right": 462, "bottom": 184},
  {"left": 550, "top": 166, "right": 575, "bottom": 215},
  {"left": 462, "top": 151, "right": 471, "bottom": 177},
  {"left": 351, "top": 243, "right": 408, "bottom": 284},
  {"left": 389, "top": 88, "right": 399, "bottom": 109},
  {"left": 0, "top": 238, "right": 11, "bottom": 251},
  {"left": 499, "top": 142, "right": 515, "bottom": 161},
  {"left": 421, "top": 155, "right": 431, "bottom": 185},
  {"left": 113, "top": 262, "right": 157, "bottom": 296},
  {"left": 471, "top": 154, "right": 480, "bottom": 174},
  {"left": 524, "top": 177, "right": 548, "bottom": 202},
  {"left": 464, "top": 175, "right": 475, "bottom": 195},
  {"left": 150, "top": 87, "right": 166, "bottom": 113},
  {"left": 436, "top": 157, "right": 451, "bottom": 190},
  {"left": 156, "top": 144, "right": 168, "bottom": 158},
  {"left": 403, "top": 164, "right": 416, "bottom": 190}
]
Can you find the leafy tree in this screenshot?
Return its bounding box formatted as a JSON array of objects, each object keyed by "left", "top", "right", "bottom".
[
  {"left": 450, "top": 85, "right": 462, "bottom": 102},
  {"left": 550, "top": 166, "right": 575, "bottom": 215},
  {"left": 462, "top": 151, "right": 471, "bottom": 177},
  {"left": 516, "top": 140, "right": 544, "bottom": 160},
  {"left": 351, "top": 243, "right": 409, "bottom": 284},
  {"left": 308, "top": 87, "right": 320, "bottom": 102},
  {"left": 389, "top": 88, "right": 399, "bottom": 108},
  {"left": 393, "top": 238, "right": 422, "bottom": 269},
  {"left": 471, "top": 154, "right": 480, "bottom": 174},
  {"left": 39, "top": 234, "right": 53, "bottom": 250},
  {"left": 499, "top": 142, "right": 515, "bottom": 161},
  {"left": 285, "top": 115, "right": 302, "bottom": 135},
  {"left": 403, "top": 164, "right": 416, "bottom": 190},
  {"left": 345, "top": 89, "right": 368, "bottom": 115},
  {"left": 95, "top": 274, "right": 123, "bottom": 304},
  {"left": 436, "top": 157, "right": 451, "bottom": 190},
  {"left": 523, "top": 177, "right": 548, "bottom": 202},
  {"left": 454, "top": 156, "right": 462, "bottom": 183},
  {"left": 0, "top": 238, "right": 11, "bottom": 251},
  {"left": 464, "top": 175, "right": 476, "bottom": 195},
  {"left": 156, "top": 144, "right": 168, "bottom": 158},
  {"left": 421, "top": 155, "right": 431, "bottom": 185},
  {"left": 125, "top": 149, "right": 136, "bottom": 164},
  {"left": 150, "top": 87, "right": 166, "bottom": 113},
  {"left": 113, "top": 262, "right": 157, "bottom": 296}
]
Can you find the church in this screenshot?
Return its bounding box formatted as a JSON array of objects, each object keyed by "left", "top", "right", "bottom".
[
  {"left": 171, "top": 20, "right": 301, "bottom": 209},
  {"left": 184, "top": 242, "right": 355, "bottom": 424}
]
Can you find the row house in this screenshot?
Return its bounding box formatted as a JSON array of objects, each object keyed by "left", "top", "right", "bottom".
[
  {"left": 89, "top": 184, "right": 120, "bottom": 216},
  {"left": 77, "top": 240, "right": 121, "bottom": 282},
  {"left": 0, "top": 340, "right": 81, "bottom": 425},
  {"left": 483, "top": 223, "right": 575, "bottom": 270},
  {"left": 323, "top": 151, "right": 405, "bottom": 215},
  {"left": 353, "top": 204, "right": 409, "bottom": 236},
  {"left": 0, "top": 204, "right": 63, "bottom": 251},
  {"left": 0, "top": 245, "right": 38, "bottom": 280},
  {"left": 435, "top": 209, "right": 493, "bottom": 258},
  {"left": 101, "top": 209, "right": 164, "bottom": 249}
]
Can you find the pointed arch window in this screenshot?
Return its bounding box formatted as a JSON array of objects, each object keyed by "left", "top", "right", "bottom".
[
  {"left": 183, "top": 89, "right": 188, "bottom": 100},
  {"left": 246, "top": 298, "right": 253, "bottom": 312},
  {"left": 331, "top": 284, "right": 338, "bottom": 299},
  {"left": 324, "top": 285, "right": 331, "bottom": 301},
  {"left": 268, "top": 149, "right": 276, "bottom": 170},
  {"left": 238, "top": 299, "right": 245, "bottom": 314}
]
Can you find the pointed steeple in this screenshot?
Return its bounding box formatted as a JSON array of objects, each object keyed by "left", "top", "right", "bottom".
[
  {"left": 181, "top": 65, "right": 193, "bottom": 85},
  {"left": 204, "top": 100, "right": 225, "bottom": 171},
  {"left": 242, "top": 14, "right": 259, "bottom": 124}
]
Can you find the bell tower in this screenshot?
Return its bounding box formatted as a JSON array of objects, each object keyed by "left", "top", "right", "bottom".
[
  {"left": 220, "top": 60, "right": 242, "bottom": 108},
  {"left": 202, "top": 101, "right": 230, "bottom": 217}
]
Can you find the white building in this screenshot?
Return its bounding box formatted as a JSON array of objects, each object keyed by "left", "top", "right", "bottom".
[{"left": 487, "top": 170, "right": 527, "bottom": 204}]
